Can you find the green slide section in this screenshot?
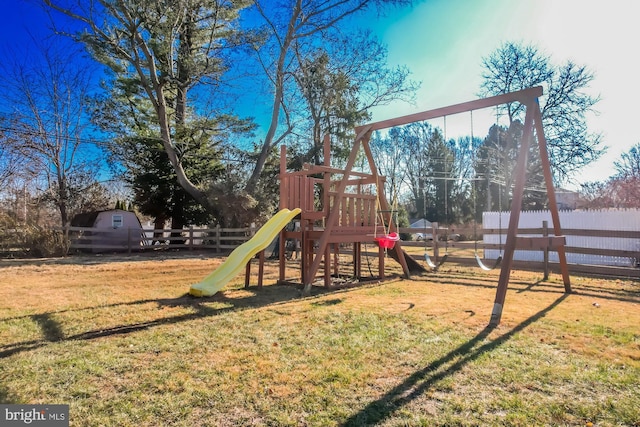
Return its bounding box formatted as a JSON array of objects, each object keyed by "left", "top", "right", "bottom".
[{"left": 189, "top": 208, "right": 301, "bottom": 297}]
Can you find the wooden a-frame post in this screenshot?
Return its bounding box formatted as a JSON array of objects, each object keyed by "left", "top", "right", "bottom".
[
  {"left": 355, "top": 86, "right": 571, "bottom": 326},
  {"left": 489, "top": 96, "right": 572, "bottom": 326}
]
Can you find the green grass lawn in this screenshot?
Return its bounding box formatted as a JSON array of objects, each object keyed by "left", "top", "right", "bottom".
[{"left": 1, "top": 254, "right": 638, "bottom": 426}]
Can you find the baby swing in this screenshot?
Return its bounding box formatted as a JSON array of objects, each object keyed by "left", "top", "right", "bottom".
[{"left": 373, "top": 184, "right": 400, "bottom": 250}]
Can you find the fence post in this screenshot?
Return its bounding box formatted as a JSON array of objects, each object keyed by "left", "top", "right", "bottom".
[
  {"left": 432, "top": 222, "right": 439, "bottom": 263},
  {"left": 189, "top": 226, "right": 194, "bottom": 251},
  {"left": 63, "top": 225, "right": 70, "bottom": 255},
  {"left": 215, "top": 224, "right": 221, "bottom": 253},
  {"left": 543, "top": 220, "right": 549, "bottom": 280}
]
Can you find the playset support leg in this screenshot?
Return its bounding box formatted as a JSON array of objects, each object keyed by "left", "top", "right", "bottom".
[
  {"left": 324, "top": 243, "right": 331, "bottom": 288},
  {"left": 278, "top": 230, "right": 286, "bottom": 284},
  {"left": 258, "top": 249, "right": 265, "bottom": 288},
  {"left": 354, "top": 243, "right": 361, "bottom": 279},
  {"left": 245, "top": 249, "right": 266, "bottom": 289},
  {"left": 378, "top": 245, "right": 385, "bottom": 280},
  {"left": 543, "top": 221, "right": 549, "bottom": 281},
  {"left": 490, "top": 107, "right": 534, "bottom": 326},
  {"left": 533, "top": 103, "right": 571, "bottom": 291},
  {"left": 245, "top": 258, "right": 251, "bottom": 288}
]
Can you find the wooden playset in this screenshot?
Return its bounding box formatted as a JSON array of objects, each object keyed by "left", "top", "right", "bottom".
[
  {"left": 274, "top": 86, "right": 571, "bottom": 325},
  {"left": 277, "top": 133, "right": 425, "bottom": 294}
]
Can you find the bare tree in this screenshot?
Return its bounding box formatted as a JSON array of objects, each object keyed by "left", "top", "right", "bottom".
[
  {"left": 579, "top": 144, "right": 640, "bottom": 208},
  {"left": 609, "top": 143, "right": 640, "bottom": 207},
  {"left": 292, "top": 30, "right": 418, "bottom": 166},
  {"left": 0, "top": 129, "right": 24, "bottom": 189},
  {"left": 370, "top": 126, "right": 410, "bottom": 207},
  {"left": 244, "top": 0, "right": 412, "bottom": 195},
  {"left": 578, "top": 181, "right": 615, "bottom": 209},
  {"left": 614, "top": 143, "right": 640, "bottom": 180},
  {"left": 480, "top": 41, "right": 604, "bottom": 183},
  {"left": 0, "top": 37, "right": 103, "bottom": 226},
  {"left": 45, "top": 0, "right": 252, "bottom": 213}
]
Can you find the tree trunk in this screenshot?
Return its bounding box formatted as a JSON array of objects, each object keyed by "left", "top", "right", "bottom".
[
  {"left": 170, "top": 191, "right": 186, "bottom": 245},
  {"left": 244, "top": 74, "right": 285, "bottom": 196},
  {"left": 153, "top": 216, "right": 167, "bottom": 245},
  {"left": 57, "top": 173, "right": 68, "bottom": 227},
  {"left": 244, "top": 1, "right": 301, "bottom": 196}
]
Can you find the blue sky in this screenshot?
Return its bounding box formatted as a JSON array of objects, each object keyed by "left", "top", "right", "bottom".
[
  {"left": 365, "top": 0, "right": 640, "bottom": 187},
  {"left": 2, "top": 0, "right": 637, "bottom": 189}
]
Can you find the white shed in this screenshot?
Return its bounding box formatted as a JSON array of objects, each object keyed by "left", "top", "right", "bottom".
[{"left": 70, "top": 209, "right": 145, "bottom": 252}]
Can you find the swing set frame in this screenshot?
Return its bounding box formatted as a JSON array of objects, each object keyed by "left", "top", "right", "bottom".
[
  {"left": 278, "top": 134, "right": 426, "bottom": 296},
  {"left": 353, "top": 85, "right": 571, "bottom": 326},
  {"left": 277, "top": 86, "right": 570, "bottom": 325}
]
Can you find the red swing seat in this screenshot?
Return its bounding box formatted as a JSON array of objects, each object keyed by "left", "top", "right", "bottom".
[{"left": 375, "top": 232, "right": 400, "bottom": 249}]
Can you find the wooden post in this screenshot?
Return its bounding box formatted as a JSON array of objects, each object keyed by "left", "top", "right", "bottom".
[
  {"left": 258, "top": 250, "right": 265, "bottom": 289},
  {"left": 301, "top": 220, "right": 308, "bottom": 286},
  {"left": 244, "top": 258, "right": 251, "bottom": 288},
  {"left": 355, "top": 242, "right": 362, "bottom": 279},
  {"left": 543, "top": 220, "right": 549, "bottom": 281},
  {"left": 432, "top": 222, "right": 439, "bottom": 263},
  {"left": 278, "top": 229, "right": 286, "bottom": 284},
  {"left": 324, "top": 243, "right": 332, "bottom": 289},
  {"left": 490, "top": 104, "right": 535, "bottom": 326},
  {"left": 215, "top": 224, "right": 221, "bottom": 253},
  {"left": 532, "top": 103, "right": 571, "bottom": 292},
  {"left": 279, "top": 145, "right": 287, "bottom": 284},
  {"left": 378, "top": 244, "right": 385, "bottom": 280},
  {"left": 280, "top": 144, "right": 288, "bottom": 210},
  {"left": 189, "top": 226, "right": 194, "bottom": 250}
]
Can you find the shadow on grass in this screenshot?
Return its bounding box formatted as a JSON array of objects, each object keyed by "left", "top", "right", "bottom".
[
  {"left": 311, "top": 298, "right": 344, "bottom": 307},
  {"left": 0, "top": 249, "right": 226, "bottom": 269},
  {"left": 31, "top": 314, "right": 65, "bottom": 342},
  {"left": 0, "top": 383, "right": 22, "bottom": 404},
  {"left": 0, "top": 283, "right": 328, "bottom": 359},
  {"left": 419, "top": 272, "right": 640, "bottom": 305},
  {"left": 341, "top": 293, "right": 570, "bottom": 426},
  {"left": 2, "top": 268, "right": 634, "bottom": 362}
]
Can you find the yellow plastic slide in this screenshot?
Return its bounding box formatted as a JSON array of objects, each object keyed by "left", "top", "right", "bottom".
[{"left": 189, "top": 208, "right": 301, "bottom": 297}]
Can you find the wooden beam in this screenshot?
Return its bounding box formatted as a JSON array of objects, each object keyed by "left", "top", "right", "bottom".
[
  {"left": 297, "top": 164, "right": 377, "bottom": 179},
  {"left": 361, "top": 130, "right": 411, "bottom": 278},
  {"left": 303, "top": 126, "right": 373, "bottom": 292},
  {"left": 490, "top": 105, "right": 535, "bottom": 326},
  {"left": 533, "top": 102, "right": 572, "bottom": 291},
  {"left": 514, "top": 236, "right": 566, "bottom": 251},
  {"left": 357, "top": 86, "right": 543, "bottom": 133}
]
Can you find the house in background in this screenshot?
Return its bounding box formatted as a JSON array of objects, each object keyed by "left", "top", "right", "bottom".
[
  {"left": 70, "top": 209, "right": 145, "bottom": 252},
  {"left": 409, "top": 218, "right": 434, "bottom": 240},
  {"left": 555, "top": 188, "right": 581, "bottom": 210}
]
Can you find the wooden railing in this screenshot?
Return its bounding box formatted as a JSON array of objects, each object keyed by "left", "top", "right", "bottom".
[
  {"left": 3, "top": 222, "right": 638, "bottom": 277},
  {"left": 400, "top": 226, "right": 640, "bottom": 259},
  {"left": 64, "top": 225, "right": 259, "bottom": 254},
  {"left": 399, "top": 224, "right": 640, "bottom": 277}
]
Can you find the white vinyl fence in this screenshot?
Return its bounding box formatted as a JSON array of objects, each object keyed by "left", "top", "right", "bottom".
[{"left": 483, "top": 209, "right": 640, "bottom": 267}]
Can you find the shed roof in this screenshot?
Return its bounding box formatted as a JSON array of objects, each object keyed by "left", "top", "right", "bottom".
[
  {"left": 70, "top": 211, "right": 101, "bottom": 227},
  {"left": 409, "top": 218, "right": 432, "bottom": 229},
  {"left": 70, "top": 209, "right": 141, "bottom": 227}
]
